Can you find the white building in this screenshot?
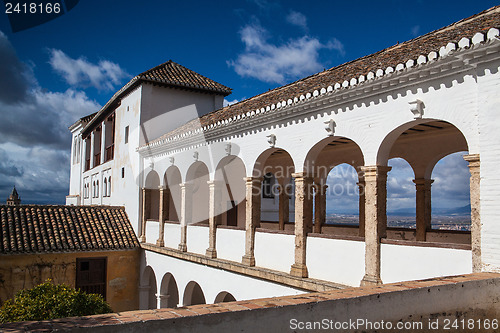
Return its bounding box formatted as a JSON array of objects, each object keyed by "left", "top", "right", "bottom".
[{"left": 67, "top": 6, "right": 500, "bottom": 309}]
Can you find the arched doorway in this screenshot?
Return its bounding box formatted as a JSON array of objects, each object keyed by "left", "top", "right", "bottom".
[
  {"left": 183, "top": 281, "right": 206, "bottom": 306},
  {"left": 140, "top": 266, "right": 157, "bottom": 310},
  {"left": 214, "top": 291, "right": 236, "bottom": 303},
  {"left": 159, "top": 273, "right": 179, "bottom": 308}
]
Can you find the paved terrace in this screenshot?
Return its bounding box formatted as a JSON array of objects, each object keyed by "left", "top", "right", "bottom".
[{"left": 1, "top": 273, "right": 499, "bottom": 332}]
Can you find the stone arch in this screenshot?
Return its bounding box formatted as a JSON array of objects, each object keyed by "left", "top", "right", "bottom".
[
  {"left": 183, "top": 281, "right": 206, "bottom": 306},
  {"left": 140, "top": 266, "right": 157, "bottom": 310},
  {"left": 303, "top": 137, "right": 364, "bottom": 235},
  {"left": 253, "top": 148, "right": 295, "bottom": 229},
  {"left": 159, "top": 273, "right": 179, "bottom": 308},
  {"left": 377, "top": 119, "right": 469, "bottom": 168},
  {"left": 164, "top": 166, "right": 182, "bottom": 222},
  {"left": 186, "top": 161, "right": 210, "bottom": 224},
  {"left": 145, "top": 170, "right": 161, "bottom": 220},
  {"left": 378, "top": 120, "right": 470, "bottom": 242},
  {"left": 214, "top": 291, "right": 236, "bottom": 303},
  {"left": 214, "top": 156, "right": 246, "bottom": 227},
  {"left": 304, "top": 136, "right": 365, "bottom": 181}
]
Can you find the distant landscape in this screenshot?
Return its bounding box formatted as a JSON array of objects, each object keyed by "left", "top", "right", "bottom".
[{"left": 326, "top": 204, "right": 471, "bottom": 231}]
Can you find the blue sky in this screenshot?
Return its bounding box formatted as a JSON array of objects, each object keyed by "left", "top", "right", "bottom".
[{"left": 0, "top": 0, "right": 494, "bottom": 210}]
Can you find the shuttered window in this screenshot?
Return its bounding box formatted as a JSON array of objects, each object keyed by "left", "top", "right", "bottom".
[{"left": 76, "top": 258, "right": 107, "bottom": 300}]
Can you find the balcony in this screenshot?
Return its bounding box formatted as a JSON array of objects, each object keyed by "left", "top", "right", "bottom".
[
  {"left": 94, "top": 153, "right": 101, "bottom": 167},
  {"left": 105, "top": 144, "right": 114, "bottom": 162}
]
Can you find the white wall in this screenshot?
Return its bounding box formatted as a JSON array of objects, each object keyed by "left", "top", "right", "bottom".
[
  {"left": 146, "top": 221, "right": 159, "bottom": 244},
  {"left": 186, "top": 225, "right": 209, "bottom": 255},
  {"left": 142, "top": 250, "right": 305, "bottom": 308},
  {"left": 381, "top": 244, "right": 472, "bottom": 283},
  {"left": 254, "top": 232, "right": 295, "bottom": 273},
  {"left": 307, "top": 237, "right": 365, "bottom": 286},
  {"left": 216, "top": 228, "right": 245, "bottom": 262},
  {"left": 163, "top": 223, "right": 181, "bottom": 249}
]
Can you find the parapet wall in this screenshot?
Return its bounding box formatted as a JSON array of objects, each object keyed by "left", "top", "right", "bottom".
[{"left": 1, "top": 273, "right": 499, "bottom": 332}]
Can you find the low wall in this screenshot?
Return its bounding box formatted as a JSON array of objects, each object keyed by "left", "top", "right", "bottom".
[
  {"left": 4, "top": 273, "right": 499, "bottom": 332},
  {"left": 0, "top": 249, "right": 140, "bottom": 313}
]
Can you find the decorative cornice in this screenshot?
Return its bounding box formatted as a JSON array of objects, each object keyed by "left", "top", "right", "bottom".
[{"left": 138, "top": 28, "right": 500, "bottom": 158}]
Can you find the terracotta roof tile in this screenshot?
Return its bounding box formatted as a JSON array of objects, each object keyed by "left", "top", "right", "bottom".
[
  {"left": 138, "top": 60, "right": 232, "bottom": 96},
  {"left": 0, "top": 205, "right": 139, "bottom": 254},
  {"left": 148, "top": 5, "right": 500, "bottom": 145}
]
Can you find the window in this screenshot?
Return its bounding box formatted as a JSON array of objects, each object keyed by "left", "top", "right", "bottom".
[
  {"left": 108, "top": 176, "right": 111, "bottom": 196},
  {"left": 103, "top": 178, "right": 107, "bottom": 197},
  {"left": 262, "top": 173, "right": 275, "bottom": 198},
  {"left": 121, "top": 167, "right": 125, "bottom": 178},
  {"left": 96, "top": 180, "right": 99, "bottom": 197},
  {"left": 76, "top": 258, "right": 106, "bottom": 300},
  {"left": 93, "top": 181, "right": 96, "bottom": 198},
  {"left": 124, "top": 126, "right": 129, "bottom": 144}
]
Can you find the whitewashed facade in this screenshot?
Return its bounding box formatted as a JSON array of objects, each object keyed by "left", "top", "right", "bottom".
[{"left": 67, "top": 8, "right": 500, "bottom": 309}]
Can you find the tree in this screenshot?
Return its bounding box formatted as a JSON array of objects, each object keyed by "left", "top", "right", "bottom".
[{"left": 0, "top": 280, "right": 112, "bottom": 323}]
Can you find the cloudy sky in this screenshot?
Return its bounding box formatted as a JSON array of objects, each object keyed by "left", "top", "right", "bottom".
[{"left": 0, "top": 1, "right": 494, "bottom": 211}]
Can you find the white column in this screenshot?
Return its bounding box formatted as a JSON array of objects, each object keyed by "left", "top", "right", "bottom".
[
  {"left": 242, "top": 177, "right": 261, "bottom": 266},
  {"left": 464, "top": 154, "right": 481, "bottom": 272},
  {"left": 360, "top": 166, "right": 391, "bottom": 286},
  {"left": 290, "top": 172, "right": 313, "bottom": 278},
  {"left": 206, "top": 180, "right": 222, "bottom": 258},
  {"left": 178, "top": 183, "right": 193, "bottom": 252}
]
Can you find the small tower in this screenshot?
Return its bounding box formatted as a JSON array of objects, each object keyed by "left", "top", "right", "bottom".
[{"left": 6, "top": 186, "right": 21, "bottom": 206}]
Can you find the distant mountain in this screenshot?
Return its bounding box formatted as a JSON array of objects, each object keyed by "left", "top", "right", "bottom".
[
  {"left": 433, "top": 204, "right": 471, "bottom": 216},
  {"left": 330, "top": 205, "right": 471, "bottom": 217}
]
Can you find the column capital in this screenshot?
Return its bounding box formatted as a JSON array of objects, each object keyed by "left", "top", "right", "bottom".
[
  {"left": 291, "top": 172, "right": 313, "bottom": 180},
  {"left": 412, "top": 178, "right": 434, "bottom": 186},
  {"left": 244, "top": 176, "right": 262, "bottom": 183},
  {"left": 464, "top": 154, "right": 480, "bottom": 172},
  {"left": 359, "top": 165, "right": 392, "bottom": 177},
  {"left": 180, "top": 182, "right": 193, "bottom": 190},
  {"left": 463, "top": 154, "right": 480, "bottom": 163},
  {"left": 207, "top": 179, "right": 224, "bottom": 187}
]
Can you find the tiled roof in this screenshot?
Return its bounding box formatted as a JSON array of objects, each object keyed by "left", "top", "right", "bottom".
[
  {"left": 146, "top": 5, "right": 500, "bottom": 146},
  {"left": 138, "top": 60, "right": 232, "bottom": 96},
  {"left": 81, "top": 61, "right": 232, "bottom": 136},
  {"left": 0, "top": 205, "right": 139, "bottom": 254}
]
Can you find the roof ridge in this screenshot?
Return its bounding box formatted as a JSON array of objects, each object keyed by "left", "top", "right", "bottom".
[{"left": 141, "top": 5, "right": 500, "bottom": 148}]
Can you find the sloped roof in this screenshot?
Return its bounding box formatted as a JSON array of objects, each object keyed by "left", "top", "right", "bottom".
[
  {"left": 81, "top": 61, "right": 232, "bottom": 136},
  {"left": 0, "top": 205, "right": 139, "bottom": 255},
  {"left": 139, "top": 60, "right": 232, "bottom": 96},
  {"left": 145, "top": 5, "right": 500, "bottom": 146}
]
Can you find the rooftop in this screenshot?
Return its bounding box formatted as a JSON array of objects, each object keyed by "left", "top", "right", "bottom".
[
  {"left": 81, "top": 61, "right": 231, "bottom": 136},
  {"left": 0, "top": 205, "right": 139, "bottom": 255},
  {"left": 139, "top": 60, "right": 232, "bottom": 96},
  {"left": 144, "top": 5, "right": 500, "bottom": 147}
]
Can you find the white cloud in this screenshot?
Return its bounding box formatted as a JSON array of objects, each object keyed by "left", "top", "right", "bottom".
[
  {"left": 228, "top": 22, "right": 344, "bottom": 84},
  {"left": 48, "top": 49, "right": 129, "bottom": 90},
  {"left": 223, "top": 98, "right": 239, "bottom": 107},
  {"left": 0, "top": 31, "right": 102, "bottom": 204},
  {"left": 286, "top": 11, "right": 308, "bottom": 31}
]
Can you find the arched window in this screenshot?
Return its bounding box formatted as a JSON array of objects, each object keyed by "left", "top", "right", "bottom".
[
  {"left": 108, "top": 176, "right": 111, "bottom": 197},
  {"left": 103, "top": 178, "right": 107, "bottom": 197},
  {"left": 93, "top": 181, "right": 96, "bottom": 198}
]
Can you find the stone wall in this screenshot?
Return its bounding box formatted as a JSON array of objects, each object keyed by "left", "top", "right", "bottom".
[{"left": 0, "top": 249, "right": 140, "bottom": 312}]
